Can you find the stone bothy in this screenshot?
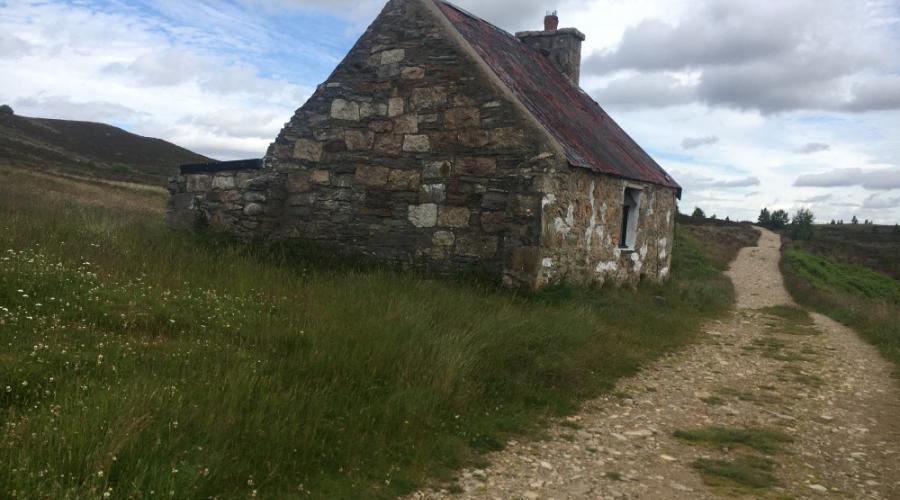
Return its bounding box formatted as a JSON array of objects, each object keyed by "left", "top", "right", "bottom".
[{"left": 167, "top": 0, "right": 682, "bottom": 289}]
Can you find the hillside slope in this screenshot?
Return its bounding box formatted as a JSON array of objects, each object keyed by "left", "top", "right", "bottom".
[
  {"left": 0, "top": 112, "right": 212, "bottom": 185},
  {"left": 799, "top": 224, "right": 900, "bottom": 280},
  {"left": 0, "top": 166, "right": 757, "bottom": 498}
]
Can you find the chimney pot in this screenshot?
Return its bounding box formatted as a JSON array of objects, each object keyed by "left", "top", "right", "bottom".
[{"left": 544, "top": 11, "right": 559, "bottom": 31}]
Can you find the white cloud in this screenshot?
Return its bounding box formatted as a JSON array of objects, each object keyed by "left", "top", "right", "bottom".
[
  {"left": 104, "top": 49, "right": 214, "bottom": 87},
  {"left": 0, "top": 0, "right": 317, "bottom": 160},
  {"left": 591, "top": 73, "right": 695, "bottom": 109},
  {"left": 794, "top": 167, "right": 900, "bottom": 190},
  {"left": 675, "top": 172, "right": 760, "bottom": 190},
  {"left": 582, "top": 0, "right": 900, "bottom": 114},
  {"left": 863, "top": 194, "right": 900, "bottom": 209},
  {"left": 799, "top": 194, "right": 833, "bottom": 203},
  {"left": 844, "top": 75, "right": 900, "bottom": 112},
  {"left": 793, "top": 168, "right": 863, "bottom": 188},
  {"left": 1, "top": 0, "right": 898, "bottom": 222},
  {"left": 12, "top": 95, "right": 150, "bottom": 123},
  {"left": 238, "top": 0, "right": 383, "bottom": 23},
  {"left": 682, "top": 136, "right": 719, "bottom": 150},
  {"left": 795, "top": 143, "right": 831, "bottom": 154},
  {"left": 0, "top": 33, "right": 33, "bottom": 58}
]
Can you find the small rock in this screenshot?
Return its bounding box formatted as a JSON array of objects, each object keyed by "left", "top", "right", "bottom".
[
  {"left": 624, "top": 429, "right": 654, "bottom": 438},
  {"left": 523, "top": 492, "right": 539, "bottom": 500},
  {"left": 539, "top": 461, "right": 553, "bottom": 470},
  {"left": 808, "top": 484, "right": 828, "bottom": 493},
  {"left": 670, "top": 482, "right": 693, "bottom": 492},
  {"left": 660, "top": 454, "right": 677, "bottom": 462}
]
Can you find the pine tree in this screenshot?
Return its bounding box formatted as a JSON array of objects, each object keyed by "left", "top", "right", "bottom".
[
  {"left": 790, "top": 208, "right": 815, "bottom": 240},
  {"left": 852, "top": 215, "right": 859, "bottom": 225},
  {"left": 770, "top": 209, "right": 790, "bottom": 230},
  {"left": 691, "top": 207, "right": 705, "bottom": 219},
  {"left": 757, "top": 208, "right": 771, "bottom": 227}
]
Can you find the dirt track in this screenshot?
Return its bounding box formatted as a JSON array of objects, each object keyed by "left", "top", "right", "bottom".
[{"left": 412, "top": 228, "right": 900, "bottom": 499}]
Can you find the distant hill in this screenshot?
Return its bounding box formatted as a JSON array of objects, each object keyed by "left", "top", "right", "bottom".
[{"left": 0, "top": 110, "right": 212, "bottom": 185}]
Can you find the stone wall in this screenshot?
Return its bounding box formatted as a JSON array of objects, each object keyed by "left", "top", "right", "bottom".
[
  {"left": 167, "top": 169, "right": 284, "bottom": 239},
  {"left": 165, "top": 0, "right": 678, "bottom": 290},
  {"left": 515, "top": 29, "right": 585, "bottom": 85},
  {"left": 538, "top": 169, "right": 678, "bottom": 287},
  {"left": 260, "top": 0, "right": 562, "bottom": 286}
]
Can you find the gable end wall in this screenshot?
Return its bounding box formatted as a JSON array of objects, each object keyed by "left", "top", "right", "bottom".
[{"left": 265, "top": 0, "right": 563, "bottom": 286}]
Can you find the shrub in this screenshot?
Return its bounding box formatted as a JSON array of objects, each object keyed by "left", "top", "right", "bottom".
[
  {"left": 769, "top": 209, "right": 790, "bottom": 230},
  {"left": 789, "top": 208, "right": 815, "bottom": 241},
  {"left": 757, "top": 208, "right": 771, "bottom": 227}
]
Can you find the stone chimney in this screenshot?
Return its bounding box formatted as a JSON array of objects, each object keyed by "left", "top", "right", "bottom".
[
  {"left": 516, "top": 11, "right": 586, "bottom": 85},
  {"left": 544, "top": 11, "right": 559, "bottom": 31}
]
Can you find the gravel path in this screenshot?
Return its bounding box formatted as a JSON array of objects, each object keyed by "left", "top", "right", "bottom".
[{"left": 411, "top": 228, "right": 900, "bottom": 499}]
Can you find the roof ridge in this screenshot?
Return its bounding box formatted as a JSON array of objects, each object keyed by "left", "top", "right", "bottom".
[
  {"left": 434, "top": 0, "right": 680, "bottom": 193},
  {"left": 435, "top": 1, "right": 519, "bottom": 42},
  {"left": 436, "top": 1, "right": 585, "bottom": 93}
]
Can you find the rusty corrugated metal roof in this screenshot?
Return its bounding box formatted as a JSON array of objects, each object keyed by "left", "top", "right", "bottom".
[{"left": 436, "top": 1, "right": 681, "bottom": 195}]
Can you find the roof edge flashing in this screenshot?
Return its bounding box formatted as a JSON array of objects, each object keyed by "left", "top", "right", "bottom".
[{"left": 514, "top": 28, "right": 585, "bottom": 41}]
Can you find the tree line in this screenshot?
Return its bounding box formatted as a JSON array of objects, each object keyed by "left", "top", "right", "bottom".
[
  {"left": 757, "top": 207, "right": 815, "bottom": 240},
  {"left": 688, "top": 206, "right": 898, "bottom": 240}
]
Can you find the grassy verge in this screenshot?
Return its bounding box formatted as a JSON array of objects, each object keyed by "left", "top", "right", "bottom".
[
  {"left": 1, "top": 167, "right": 753, "bottom": 498},
  {"left": 781, "top": 246, "right": 900, "bottom": 374},
  {"left": 675, "top": 426, "right": 791, "bottom": 492},
  {"left": 691, "top": 456, "right": 780, "bottom": 490},
  {"left": 673, "top": 427, "right": 792, "bottom": 454}
]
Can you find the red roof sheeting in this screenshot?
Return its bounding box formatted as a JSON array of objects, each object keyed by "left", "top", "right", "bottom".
[{"left": 436, "top": 1, "right": 681, "bottom": 194}]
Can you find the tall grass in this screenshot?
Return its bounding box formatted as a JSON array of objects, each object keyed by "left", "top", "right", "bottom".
[
  {"left": 1, "top": 167, "right": 747, "bottom": 498},
  {"left": 781, "top": 247, "right": 900, "bottom": 374}
]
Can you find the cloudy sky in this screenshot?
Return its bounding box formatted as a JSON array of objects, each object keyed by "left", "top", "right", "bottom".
[{"left": 2, "top": 0, "right": 899, "bottom": 223}]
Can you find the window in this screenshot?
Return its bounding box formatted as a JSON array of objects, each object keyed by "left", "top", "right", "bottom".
[{"left": 619, "top": 187, "right": 642, "bottom": 250}]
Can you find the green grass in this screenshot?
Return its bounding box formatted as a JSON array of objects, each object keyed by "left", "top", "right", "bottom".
[
  {"left": 760, "top": 305, "right": 813, "bottom": 325},
  {"left": 802, "top": 224, "right": 900, "bottom": 280},
  {"left": 0, "top": 168, "right": 750, "bottom": 498},
  {"left": 782, "top": 247, "right": 900, "bottom": 374},
  {"left": 760, "top": 305, "right": 819, "bottom": 337},
  {"left": 783, "top": 248, "right": 900, "bottom": 304},
  {"left": 677, "top": 426, "right": 791, "bottom": 492},
  {"left": 673, "top": 427, "right": 793, "bottom": 454},
  {"left": 700, "top": 395, "right": 725, "bottom": 406},
  {"left": 691, "top": 456, "right": 780, "bottom": 490}
]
